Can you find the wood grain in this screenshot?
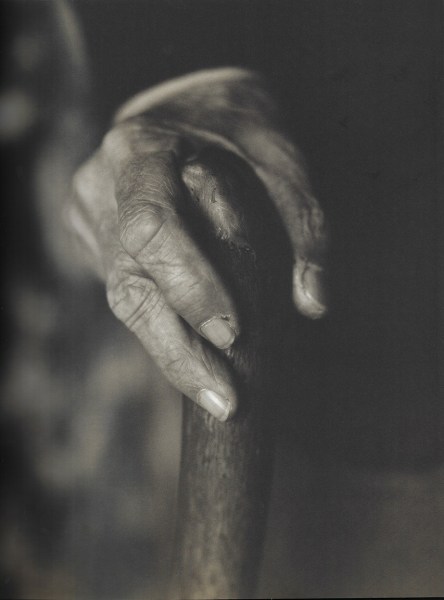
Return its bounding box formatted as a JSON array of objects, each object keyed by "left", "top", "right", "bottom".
[{"left": 174, "top": 148, "right": 294, "bottom": 599}]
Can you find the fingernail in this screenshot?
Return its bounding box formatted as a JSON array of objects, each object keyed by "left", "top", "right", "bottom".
[
  {"left": 294, "top": 260, "right": 328, "bottom": 318},
  {"left": 303, "top": 262, "right": 327, "bottom": 309},
  {"left": 200, "top": 317, "right": 236, "bottom": 349},
  {"left": 197, "top": 389, "right": 232, "bottom": 422}
]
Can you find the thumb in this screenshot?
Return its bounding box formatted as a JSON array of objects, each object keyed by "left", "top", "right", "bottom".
[
  {"left": 253, "top": 154, "right": 329, "bottom": 319},
  {"left": 293, "top": 254, "right": 328, "bottom": 319},
  {"left": 290, "top": 194, "right": 329, "bottom": 319}
]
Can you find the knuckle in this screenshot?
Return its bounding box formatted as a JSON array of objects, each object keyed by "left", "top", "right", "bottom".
[
  {"left": 164, "top": 346, "right": 194, "bottom": 383},
  {"left": 107, "top": 271, "right": 161, "bottom": 330},
  {"left": 119, "top": 204, "right": 170, "bottom": 258}
]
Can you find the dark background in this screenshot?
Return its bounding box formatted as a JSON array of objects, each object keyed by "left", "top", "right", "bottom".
[
  {"left": 1, "top": 1, "right": 443, "bottom": 598},
  {"left": 75, "top": 0, "right": 443, "bottom": 467}
]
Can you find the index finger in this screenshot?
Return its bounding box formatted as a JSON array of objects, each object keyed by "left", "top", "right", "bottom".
[{"left": 110, "top": 147, "right": 240, "bottom": 350}]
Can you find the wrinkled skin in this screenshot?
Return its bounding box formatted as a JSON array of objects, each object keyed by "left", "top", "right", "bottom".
[{"left": 68, "top": 70, "right": 329, "bottom": 420}]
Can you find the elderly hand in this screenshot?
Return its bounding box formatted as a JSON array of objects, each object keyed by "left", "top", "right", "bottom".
[{"left": 68, "top": 68, "right": 328, "bottom": 421}]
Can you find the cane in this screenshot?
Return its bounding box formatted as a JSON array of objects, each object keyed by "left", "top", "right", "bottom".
[{"left": 174, "top": 148, "right": 294, "bottom": 599}]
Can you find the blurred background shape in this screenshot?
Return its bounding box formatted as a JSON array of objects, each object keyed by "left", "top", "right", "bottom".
[{"left": 1, "top": 1, "right": 443, "bottom": 598}]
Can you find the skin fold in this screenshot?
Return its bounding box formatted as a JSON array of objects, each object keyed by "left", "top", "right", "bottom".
[{"left": 69, "top": 68, "right": 329, "bottom": 420}]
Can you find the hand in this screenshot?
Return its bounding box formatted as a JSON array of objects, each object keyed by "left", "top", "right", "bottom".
[{"left": 68, "top": 69, "right": 328, "bottom": 421}]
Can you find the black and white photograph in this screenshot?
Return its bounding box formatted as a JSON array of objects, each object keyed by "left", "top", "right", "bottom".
[{"left": 0, "top": 1, "right": 443, "bottom": 598}]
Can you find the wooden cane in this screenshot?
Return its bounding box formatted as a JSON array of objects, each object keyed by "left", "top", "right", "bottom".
[{"left": 174, "top": 149, "right": 294, "bottom": 599}]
